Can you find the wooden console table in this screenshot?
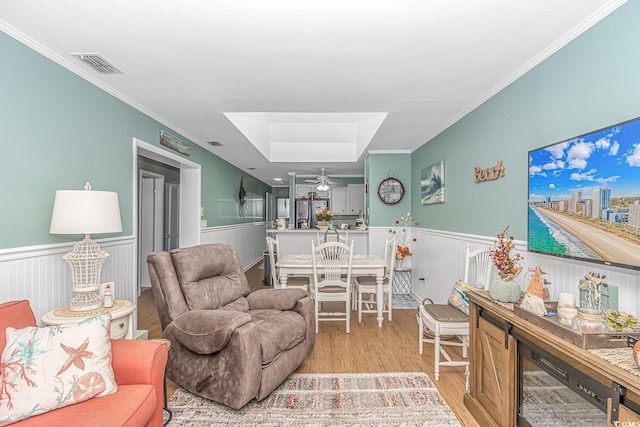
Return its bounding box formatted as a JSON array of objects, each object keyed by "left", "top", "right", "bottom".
[{"left": 464, "top": 290, "right": 640, "bottom": 426}]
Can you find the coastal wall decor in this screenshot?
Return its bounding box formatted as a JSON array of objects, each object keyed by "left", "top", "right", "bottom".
[
  {"left": 474, "top": 160, "right": 505, "bottom": 183},
  {"left": 528, "top": 116, "right": 640, "bottom": 272},
  {"left": 160, "top": 130, "right": 191, "bottom": 156},
  {"left": 420, "top": 161, "right": 444, "bottom": 205},
  {"left": 239, "top": 177, "right": 247, "bottom": 217}
]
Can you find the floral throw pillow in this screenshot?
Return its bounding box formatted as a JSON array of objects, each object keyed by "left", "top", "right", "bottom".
[
  {"left": 0, "top": 313, "right": 117, "bottom": 424},
  {"left": 448, "top": 281, "right": 473, "bottom": 316}
]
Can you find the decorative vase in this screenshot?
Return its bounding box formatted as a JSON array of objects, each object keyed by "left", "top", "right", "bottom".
[
  {"left": 317, "top": 220, "right": 330, "bottom": 229},
  {"left": 395, "top": 256, "right": 407, "bottom": 271},
  {"left": 489, "top": 279, "right": 521, "bottom": 303}
]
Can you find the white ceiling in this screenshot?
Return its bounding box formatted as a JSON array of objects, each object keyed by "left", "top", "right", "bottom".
[{"left": 0, "top": 0, "right": 625, "bottom": 184}]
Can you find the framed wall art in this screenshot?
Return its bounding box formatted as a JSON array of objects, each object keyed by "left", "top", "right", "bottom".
[{"left": 421, "top": 161, "right": 445, "bottom": 204}]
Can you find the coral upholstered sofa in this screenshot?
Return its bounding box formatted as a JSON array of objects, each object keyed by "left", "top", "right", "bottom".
[{"left": 0, "top": 300, "right": 168, "bottom": 426}]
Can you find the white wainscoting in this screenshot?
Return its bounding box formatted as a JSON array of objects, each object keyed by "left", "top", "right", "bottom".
[
  {"left": 200, "top": 222, "right": 267, "bottom": 269},
  {"left": 0, "top": 237, "right": 135, "bottom": 325},
  {"left": 4, "top": 225, "right": 637, "bottom": 324},
  {"left": 369, "top": 226, "right": 640, "bottom": 313},
  {"left": 0, "top": 223, "right": 266, "bottom": 326}
]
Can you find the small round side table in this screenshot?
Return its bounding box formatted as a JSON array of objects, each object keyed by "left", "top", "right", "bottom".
[{"left": 42, "top": 300, "right": 135, "bottom": 339}]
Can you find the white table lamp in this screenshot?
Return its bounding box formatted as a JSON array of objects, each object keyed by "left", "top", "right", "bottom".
[{"left": 50, "top": 182, "right": 122, "bottom": 311}]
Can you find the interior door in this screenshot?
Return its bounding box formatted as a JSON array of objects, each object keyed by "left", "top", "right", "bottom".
[{"left": 138, "top": 171, "right": 164, "bottom": 293}]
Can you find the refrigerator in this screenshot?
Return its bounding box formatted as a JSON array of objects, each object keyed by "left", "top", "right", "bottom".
[
  {"left": 296, "top": 198, "right": 329, "bottom": 229},
  {"left": 277, "top": 198, "right": 290, "bottom": 219},
  {"left": 265, "top": 192, "right": 276, "bottom": 227}
]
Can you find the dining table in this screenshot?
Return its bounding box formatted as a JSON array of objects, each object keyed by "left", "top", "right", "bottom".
[{"left": 276, "top": 253, "right": 388, "bottom": 327}]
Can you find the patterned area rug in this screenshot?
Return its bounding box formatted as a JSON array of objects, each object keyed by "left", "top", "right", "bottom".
[
  {"left": 392, "top": 294, "right": 420, "bottom": 309},
  {"left": 166, "top": 372, "right": 460, "bottom": 426}
]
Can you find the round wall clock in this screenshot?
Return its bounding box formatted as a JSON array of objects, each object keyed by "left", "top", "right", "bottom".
[{"left": 377, "top": 177, "right": 405, "bottom": 205}]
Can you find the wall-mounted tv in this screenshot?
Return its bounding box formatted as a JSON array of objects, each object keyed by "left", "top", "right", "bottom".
[{"left": 528, "top": 116, "right": 640, "bottom": 271}]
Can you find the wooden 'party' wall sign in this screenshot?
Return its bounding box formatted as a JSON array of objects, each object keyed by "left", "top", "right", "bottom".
[{"left": 475, "top": 160, "right": 505, "bottom": 183}]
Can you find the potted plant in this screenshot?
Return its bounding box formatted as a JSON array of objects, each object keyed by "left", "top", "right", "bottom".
[{"left": 315, "top": 208, "right": 333, "bottom": 229}]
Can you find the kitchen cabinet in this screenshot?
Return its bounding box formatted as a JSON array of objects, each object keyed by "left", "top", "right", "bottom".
[
  {"left": 330, "top": 184, "right": 364, "bottom": 215},
  {"left": 295, "top": 184, "right": 329, "bottom": 198},
  {"left": 330, "top": 187, "right": 349, "bottom": 214},
  {"left": 348, "top": 184, "right": 365, "bottom": 215}
]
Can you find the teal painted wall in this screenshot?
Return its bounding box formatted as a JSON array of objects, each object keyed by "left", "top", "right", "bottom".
[
  {"left": 3, "top": 0, "right": 636, "bottom": 250},
  {"left": 410, "top": 1, "right": 640, "bottom": 240},
  {"left": 367, "top": 153, "right": 412, "bottom": 227},
  {"left": 0, "top": 31, "right": 270, "bottom": 250}
]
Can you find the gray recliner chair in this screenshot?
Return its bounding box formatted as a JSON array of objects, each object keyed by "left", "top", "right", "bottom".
[{"left": 147, "top": 243, "right": 315, "bottom": 409}]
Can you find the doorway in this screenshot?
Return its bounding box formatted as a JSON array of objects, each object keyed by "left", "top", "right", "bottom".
[
  {"left": 138, "top": 169, "right": 180, "bottom": 293},
  {"left": 134, "top": 138, "right": 201, "bottom": 297}
]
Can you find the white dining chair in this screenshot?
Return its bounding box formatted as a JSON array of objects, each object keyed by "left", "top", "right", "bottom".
[
  {"left": 464, "top": 245, "right": 492, "bottom": 290},
  {"left": 316, "top": 231, "right": 351, "bottom": 282},
  {"left": 316, "top": 230, "right": 349, "bottom": 244},
  {"left": 352, "top": 236, "right": 397, "bottom": 322},
  {"left": 311, "top": 240, "right": 354, "bottom": 333},
  {"left": 417, "top": 243, "right": 492, "bottom": 382},
  {"left": 266, "top": 236, "right": 309, "bottom": 291}
]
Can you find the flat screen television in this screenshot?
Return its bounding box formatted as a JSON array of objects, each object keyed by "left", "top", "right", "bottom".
[{"left": 528, "top": 116, "right": 640, "bottom": 271}]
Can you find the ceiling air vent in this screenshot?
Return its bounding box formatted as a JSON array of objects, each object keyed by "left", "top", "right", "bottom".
[
  {"left": 206, "top": 141, "right": 223, "bottom": 147},
  {"left": 71, "top": 54, "right": 123, "bottom": 74}
]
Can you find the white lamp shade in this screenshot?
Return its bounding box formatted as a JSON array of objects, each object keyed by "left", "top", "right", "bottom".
[{"left": 50, "top": 189, "right": 122, "bottom": 235}]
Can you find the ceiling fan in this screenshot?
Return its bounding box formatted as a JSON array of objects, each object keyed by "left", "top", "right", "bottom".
[{"left": 305, "top": 168, "right": 348, "bottom": 191}]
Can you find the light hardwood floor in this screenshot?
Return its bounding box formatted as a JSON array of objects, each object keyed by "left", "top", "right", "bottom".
[{"left": 137, "top": 264, "right": 479, "bottom": 426}]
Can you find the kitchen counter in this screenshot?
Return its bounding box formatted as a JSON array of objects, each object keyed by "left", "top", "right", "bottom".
[
  {"left": 267, "top": 228, "right": 368, "bottom": 255},
  {"left": 266, "top": 228, "right": 368, "bottom": 233}
]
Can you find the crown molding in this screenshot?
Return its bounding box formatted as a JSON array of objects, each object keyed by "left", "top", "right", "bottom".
[
  {"left": 0, "top": 20, "right": 204, "bottom": 148},
  {"left": 409, "top": 0, "right": 628, "bottom": 152}
]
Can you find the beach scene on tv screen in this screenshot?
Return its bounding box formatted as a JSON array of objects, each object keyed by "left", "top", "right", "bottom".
[{"left": 528, "top": 118, "right": 640, "bottom": 268}]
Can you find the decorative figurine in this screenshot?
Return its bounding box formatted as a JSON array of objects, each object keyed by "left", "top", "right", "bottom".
[
  {"left": 103, "top": 283, "right": 113, "bottom": 308},
  {"left": 519, "top": 266, "right": 550, "bottom": 316},
  {"left": 579, "top": 271, "right": 608, "bottom": 311}
]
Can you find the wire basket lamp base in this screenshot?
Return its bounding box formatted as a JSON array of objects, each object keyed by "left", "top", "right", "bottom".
[
  {"left": 63, "top": 237, "right": 108, "bottom": 312},
  {"left": 70, "top": 291, "right": 104, "bottom": 311}
]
